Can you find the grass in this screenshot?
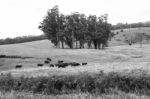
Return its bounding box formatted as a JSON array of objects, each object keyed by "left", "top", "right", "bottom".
[
  {"left": 110, "top": 27, "right": 150, "bottom": 46},
  {"left": 0, "top": 40, "right": 150, "bottom": 78},
  {"left": 0, "top": 91, "right": 149, "bottom": 99},
  {"left": 1, "top": 34, "right": 150, "bottom": 98},
  {"left": 0, "top": 43, "right": 150, "bottom": 78}
]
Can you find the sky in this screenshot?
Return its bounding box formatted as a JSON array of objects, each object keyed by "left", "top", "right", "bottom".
[{"left": 0, "top": 0, "right": 150, "bottom": 39}]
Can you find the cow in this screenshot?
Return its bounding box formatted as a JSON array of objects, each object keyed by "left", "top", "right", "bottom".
[
  {"left": 70, "top": 62, "right": 80, "bottom": 66},
  {"left": 58, "top": 60, "right": 64, "bottom": 63},
  {"left": 15, "top": 64, "right": 22, "bottom": 69},
  {"left": 37, "top": 64, "right": 43, "bottom": 67},
  {"left": 44, "top": 60, "right": 50, "bottom": 64},
  {"left": 55, "top": 63, "right": 69, "bottom": 68},
  {"left": 82, "top": 62, "right": 87, "bottom": 65},
  {"left": 47, "top": 58, "right": 52, "bottom": 61},
  {"left": 50, "top": 64, "right": 54, "bottom": 67},
  {"left": 0, "top": 55, "right": 6, "bottom": 58}
]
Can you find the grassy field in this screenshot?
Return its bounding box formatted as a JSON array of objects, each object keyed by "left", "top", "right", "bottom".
[
  {"left": 0, "top": 39, "right": 150, "bottom": 77},
  {"left": 110, "top": 27, "right": 150, "bottom": 46},
  {"left": 1, "top": 32, "right": 150, "bottom": 98}
]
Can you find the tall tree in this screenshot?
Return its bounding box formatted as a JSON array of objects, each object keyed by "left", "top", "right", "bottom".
[
  {"left": 39, "top": 5, "right": 59, "bottom": 47},
  {"left": 39, "top": 6, "right": 111, "bottom": 49}
]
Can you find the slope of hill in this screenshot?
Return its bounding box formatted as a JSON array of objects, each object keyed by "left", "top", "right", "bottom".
[{"left": 110, "top": 27, "right": 150, "bottom": 46}]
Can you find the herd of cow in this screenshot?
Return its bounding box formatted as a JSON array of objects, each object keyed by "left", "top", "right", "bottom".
[
  {"left": 37, "top": 58, "right": 88, "bottom": 68},
  {"left": 0, "top": 54, "right": 87, "bottom": 69},
  {"left": 15, "top": 57, "right": 87, "bottom": 69}
]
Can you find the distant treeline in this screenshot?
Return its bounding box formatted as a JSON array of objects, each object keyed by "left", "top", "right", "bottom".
[
  {"left": 0, "top": 35, "right": 47, "bottom": 45},
  {"left": 112, "top": 21, "right": 150, "bottom": 30}
]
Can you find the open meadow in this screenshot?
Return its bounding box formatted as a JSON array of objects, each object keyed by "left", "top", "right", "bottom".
[
  {"left": 0, "top": 39, "right": 150, "bottom": 77},
  {"left": 111, "top": 27, "right": 150, "bottom": 46},
  {"left": 1, "top": 36, "right": 150, "bottom": 98}
]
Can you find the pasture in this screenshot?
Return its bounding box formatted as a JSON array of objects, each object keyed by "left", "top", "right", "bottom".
[
  {"left": 0, "top": 39, "right": 150, "bottom": 77},
  {"left": 1, "top": 32, "right": 150, "bottom": 98},
  {"left": 110, "top": 27, "right": 150, "bottom": 46}
]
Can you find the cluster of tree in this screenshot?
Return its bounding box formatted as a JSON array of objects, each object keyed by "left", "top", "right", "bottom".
[
  {"left": 39, "top": 6, "right": 111, "bottom": 49},
  {"left": 112, "top": 22, "right": 150, "bottom": 30},
  {"left": 0, "top": 35, "right": 46, "bottom": 45}
]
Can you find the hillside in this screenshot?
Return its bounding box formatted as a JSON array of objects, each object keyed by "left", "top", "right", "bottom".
[
  {"left": 110, "top": 27, "right": 150, "bottom": 46},
  {"left": 0, "top": 40, "right": 150, "bottom": 77}
]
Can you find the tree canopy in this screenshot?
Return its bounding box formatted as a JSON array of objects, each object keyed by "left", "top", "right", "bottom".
[{"left": 39, "top": 5, "right": 111, "bottom": 49}]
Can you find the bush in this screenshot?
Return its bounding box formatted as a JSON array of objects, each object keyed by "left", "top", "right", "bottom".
[{"left": 1, "top": 71, "right": 150, "bottom": 95}]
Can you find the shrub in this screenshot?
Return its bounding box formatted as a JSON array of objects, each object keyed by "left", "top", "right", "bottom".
[{"left": 1, "top": 71, "right": 150, "bottom": 95}]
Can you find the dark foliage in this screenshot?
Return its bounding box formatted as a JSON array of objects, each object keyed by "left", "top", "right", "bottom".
[
  {"left": 39, "top": 6, "right": 111, "bottom": 49},
  {"left": 0, "top": 35, "right": 46, "bottom": 45},
  {"left": 1, "top": 72, "right": 150, "bottom": 95},
  {"left": 112, "top": 22, "right": 150, "bottom": 30}
]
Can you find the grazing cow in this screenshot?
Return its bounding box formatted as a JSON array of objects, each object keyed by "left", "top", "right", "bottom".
[
  {"left": 0, "top": 55, "right": 6, "bottom": 58},
  {"left": 58, "top": 60, "right": 64, "bottom": 63},
  {"left": 70, "top": 62, "right": 80, "bottom": 66},
  {"left": 82, "top": 62, "right": 87, "bottom": 65},
  {"left": 15, "top": 64, "right": 22, "bottom": 69},
  {"left": 55, "top": 63, "right": 69, "bottom": 68},
  {"left": 47, "top": 58, "right": 52, "bottom": 61},
  {"left": 44, "top": 60, "right": 50, "bottom": 64},
  {"left": 50, "top": 64, "right": 54, "bottom": 67},
  {"left": 37, "top": 64, "right": 43, "bottom": 67},
  {"left": 129, "top": 42, "right": 132, "bottom": 46}
]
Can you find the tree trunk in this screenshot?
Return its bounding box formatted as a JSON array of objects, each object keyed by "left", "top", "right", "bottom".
[
  {"left": 98, "top": 42, "right": 100, "bottom": 49},
  {"left": 72, "top": 31, "right": 74, "bottom": 49},
  {"left": 89, "top": 40, "right": 92, "bottom": 49},
  {"left": 87, "top": 41, "right": 90, "bottom": 49},
  {"left": 93, "top": 40, "right": 97, "bottom": 49},
  {"left": 76, "top": 39, "right": 78, "bottom": 49},
  {"left": 79, "top": 40, "right": 82, "bottom": 49},
  {"left": 62, "top": 40, "right": 64, "bottom": 49}
]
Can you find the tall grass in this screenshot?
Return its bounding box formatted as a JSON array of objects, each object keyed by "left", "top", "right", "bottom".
[
  {"left": 0, "top": 91, "right": 149, "bottom": 99},
  {"left": 0, "top": 71, "right": 150, "bottom": 96}
]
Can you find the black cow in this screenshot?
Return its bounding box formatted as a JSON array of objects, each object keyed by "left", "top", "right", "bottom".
[
  {"left": 58, "top": 60, "right": 64, "bottom": 63},
  {"left": 129, "top": 42, "right": 132, "bottom": 46},
  {"left": 0, "top": 55, "right": 6, "bottom": 58},
  {"left": 44, "top": 60, "right": 50, "bottom": 64},
  {"left": 50, "top": 64, "right": 54, "bottom": 67},
  {"left": 82, "top": 62, "right": 87, "bottom": 65},
  {"left": 55, "top": 63, "right": 69, "bottom": 68},
  {"left": 70, "top": 62, "right": 80, "bottom": 66},
  {"left": 47, "top": 58, "right": 52, "bottom": 61},
  {"left": 37, "top": 64, "right": 43, "bottom": 67},
  {"left": 15, "top": 65, "right": 22, "bottom": 69}
]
